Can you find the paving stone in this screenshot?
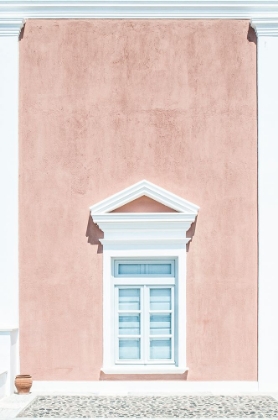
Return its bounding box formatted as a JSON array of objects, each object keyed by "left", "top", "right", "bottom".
[{"left": 16, "top": 395, "right": 278, "bottom": 418}]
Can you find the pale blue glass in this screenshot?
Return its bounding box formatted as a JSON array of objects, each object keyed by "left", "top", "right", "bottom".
[
  {"left": 150, "top": 314, "right": 171, "bottom": 335},
  {"left": 147, "top": 264, "right": 171, "bottom": 275},
  {"left": 118, "top": 263, "right": 172, "bottom": 276},
  {"left": 119, "top": 314, "right": 140, "bottom": 335},
  {"left": 150, "top": 339, "right": 171, "bottom": 360},
  {"left": 119, "top": 289, "right": 140, "bottom": 310},
  {"left": 118, "top": 264, "right": 141, "bottom": 275},
  {"left": 150, "top": 288, "right": 171, "bottom": 310},
  {"left": 119, "top": 339, "right": 140, "bottom": 359}
]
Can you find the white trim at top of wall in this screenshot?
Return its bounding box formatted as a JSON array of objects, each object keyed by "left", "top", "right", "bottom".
[
  {"left": 0, "top": 1, "right": 277, "bottom": 20},
  {"left": 31, "top": 380, "right": 260, "bottom": 394}
]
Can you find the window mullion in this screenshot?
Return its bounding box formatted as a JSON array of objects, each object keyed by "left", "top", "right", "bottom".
[
  {"left": 144, "top": 285, "right": 149, "bottom": 364},
  {"left": 115, "top": 287, "right": 119, "bottom": 362}
]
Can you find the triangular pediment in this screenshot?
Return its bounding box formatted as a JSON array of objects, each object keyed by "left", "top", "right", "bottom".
[
  {"left": 111, "top": 196, "right": 178, "bottom": 213},
  {"left": 90, "top": 180, "right": 199, "bottom": 214}
]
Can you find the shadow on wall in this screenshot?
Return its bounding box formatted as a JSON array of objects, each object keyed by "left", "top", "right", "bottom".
[
  {"left": 247, "top": 25, "right": 257, "bottom": 44},
  {"left": 186, "top": 216, "right": 198, "bottom": 252},
  {"left": 19, "top": 24, "right": 25, "bottom": 41},
  {"left": 86, "top": 215, "right": 103, "bottom": 254}
]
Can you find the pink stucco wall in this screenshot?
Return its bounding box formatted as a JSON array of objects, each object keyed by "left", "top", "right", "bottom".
[{"left": 19, "top": 20, "right": 257, "bottom": 381}]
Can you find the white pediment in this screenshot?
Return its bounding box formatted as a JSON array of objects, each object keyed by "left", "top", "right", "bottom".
[
  {"left": 90, "top": 180, "right": 199, "bottom": 215},
  {"left": 90, "top": 181, "right": 199, "bottom": 248}
]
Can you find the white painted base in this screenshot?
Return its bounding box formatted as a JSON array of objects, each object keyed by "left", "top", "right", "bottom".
[
  {"left": 32, "top": 381, "right": 259, "bottom": 395},
  {"left": 0, "top": 330, "right": 18, "bottom": 396},
  {"left": 0, "top": 372, "right": 7, "bottom": 399}
]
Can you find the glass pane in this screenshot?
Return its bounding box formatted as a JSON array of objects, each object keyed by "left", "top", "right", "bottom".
[
  {"left": 150, "top": 288, "right": 171, "bottom": 310},
  {"left": 119, "top": 289, "right": 140, "bottom": 310},
  {"left": 119, "top": 314, "right": 140, "bottom": 335},
  {"left": 147, "top": 264, "right": 171, "bottom": 275},
  {"left": 118, "top": 264, "right": 141, "bottom": 275},
  {"left": 150, "top": 314, "right": 171, "bottom": 335},
  {"left": 150, "top": 339, "right": 171, "bottom": 360},
  {"left": 119, "top": 339, "right": 140, "bottom": 359}
]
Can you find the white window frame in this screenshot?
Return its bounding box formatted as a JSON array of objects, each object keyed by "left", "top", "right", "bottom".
[
  {"left": 101, "top": 248, "right": 188, "bottom": 374},
  {"left": 90, "top": 180, "right": 199, "bottom": 375},
  {"left": 114, "top": 259, "right": 176, "bottom": 365}
]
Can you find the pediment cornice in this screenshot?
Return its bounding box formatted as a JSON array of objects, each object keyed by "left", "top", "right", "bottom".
[{"left": 90, "top": 180, "right": 199, "bottom": 215}]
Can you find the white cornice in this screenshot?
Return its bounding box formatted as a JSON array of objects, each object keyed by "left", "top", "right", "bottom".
[
  {"left": 0, "top": 1, "right": 278, "bottom": 20},
  {"left": 0, "top": 18, "right": 24, "bottom": 36},
  {"left": 251, "top": 18, "right": 278, "bottom": 36}
]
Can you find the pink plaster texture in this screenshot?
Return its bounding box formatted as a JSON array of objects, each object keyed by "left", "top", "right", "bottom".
[{"left": 19, "top": 20, "right": 257, "bottom": 381}]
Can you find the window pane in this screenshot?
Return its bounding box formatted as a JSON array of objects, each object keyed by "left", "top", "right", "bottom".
[
  {"left": 118, "top": 264, "right": 141, "bottom": 275},
  {"left": 117, "top": 263, "right": 172, "bottom": 276},
  {"left": 150, "top": 314, "right": 171, "bottom": 335},
  {"left": 119, "top": 339, "right": 140, "bottom": 359},
  {"left": 150, "top": 339, "right": 171, "bottom": 360},
  {"left": 119, "top": 289, "right": 140, "bottom": 310},
  {"left": 147, "top": 264, "right": 171, "bottom": 275},
  {"left": 150, "top": 288, "right": 171, "bottom": 310},
  {"left": 119, "top": 314, "right": 140, "bottom": 335}
]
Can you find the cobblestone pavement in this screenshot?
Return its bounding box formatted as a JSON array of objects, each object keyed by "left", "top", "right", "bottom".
[{"left": 17, "top": 395, "right": 278, "bottom": 418}]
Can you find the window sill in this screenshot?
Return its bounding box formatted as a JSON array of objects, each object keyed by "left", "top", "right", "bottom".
[{"left": 101, "top": 366, "right": 189, "bottom": 375}]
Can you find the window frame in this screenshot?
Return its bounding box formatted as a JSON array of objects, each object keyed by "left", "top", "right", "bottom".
[
  {"left": 114, "top": 261, "right": 176, "bottom": 366},
  {"left": 101, "top": 247, "right": 187, "bottom": 375}
]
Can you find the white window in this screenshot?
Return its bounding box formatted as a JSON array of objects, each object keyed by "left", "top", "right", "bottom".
[
  {"left": 90, "top": 180, "right": 199, "bottom": 375},
  {"left": 114, "top": 261, "right": 176, "bottom": 365}
]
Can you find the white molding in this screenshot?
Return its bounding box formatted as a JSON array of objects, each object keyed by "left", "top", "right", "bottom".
[
  {"left": 251, "top": 18, "right": 278, "bottom": 36},
  {"left": 100, "top": 239, "right": 192, "bottom": 249},
  {"left": 91, "top": 181, "right": 199, "bottom": 248},
  {"left": 0, "top": 18, "right": 24, "bottom": 36},
  {"left": 90, "top": 180, "right": 199, "bottom": 214},
  {"left": 0, "top": 1, "right": 278, "bottom": 20},
  {"left": 31, "top": 380, "right": 260, "bottom": 394}
]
